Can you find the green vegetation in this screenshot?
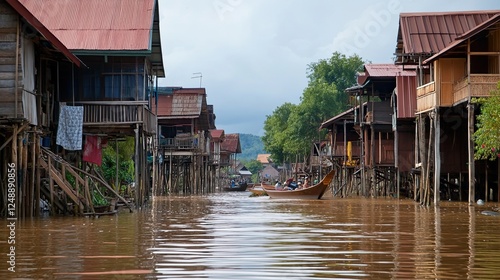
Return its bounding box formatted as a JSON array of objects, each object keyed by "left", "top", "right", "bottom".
[
  {"left": 262, "top": 52, "right": 365, "bottom": 165},
  {"left": 239, "top": 133, "right": 266, "bottom": 160},
  {"left": 240, "top": 159, "right": 263, "bottom": 182},
  {"left": 474, "top": 82, "right": 500, "bottom": 160},
  {"left": 98, "top": 137, "right": 135, "bottom": 191}
]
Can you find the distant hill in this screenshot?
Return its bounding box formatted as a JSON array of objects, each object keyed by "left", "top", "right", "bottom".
[{"left": 239, "top": 133, "right": 266, "bottom": 160}]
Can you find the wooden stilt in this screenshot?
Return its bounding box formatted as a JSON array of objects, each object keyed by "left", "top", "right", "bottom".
[
  {"left": 468, "top": 104, "right": 475, "bottom": 205},
  {"left": 434, "top": 110, "right": 441, "bottom": 205}
]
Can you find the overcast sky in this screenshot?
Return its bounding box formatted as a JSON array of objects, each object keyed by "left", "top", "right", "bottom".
[{"left": 158, "top": 0, "right": 499, "bottom": 136}]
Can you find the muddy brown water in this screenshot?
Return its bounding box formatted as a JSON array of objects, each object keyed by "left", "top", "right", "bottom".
[{"left": 1, "top": 192, "right": 500, "bottom": 279}]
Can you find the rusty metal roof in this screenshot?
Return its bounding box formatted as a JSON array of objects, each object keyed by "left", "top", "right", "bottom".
[
  {"left": 424, "top": 13, "right": 500, "bottom": 64},
  {"left": 18, "top": 0, "right": 164, "bottom": 76},
  {"left": 210, "top": 129, "right": 225, "bottom": 141},
  {"left": 6, "top": 0, "right": 81, "bottom": 66},
  {"left": 395, "top": 10, "right": 500, "bottom": 63},
  {"left": 156, "top": 88, "right": 207, "bottom": 119},
  {"left": 221, "top": 133, "right": 241, "bottom": 154},
  {"left": 358, "top": 64, "right": 415, "bottom": 85}
]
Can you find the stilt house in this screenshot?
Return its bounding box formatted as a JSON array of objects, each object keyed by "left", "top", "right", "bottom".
[
  {"left": 395, "top": 10, "right": 500, "bottom": 205},
  {"left": 154, "top": 87, "right": 217, "bottom": 194},
  {"left": 0, "top": 0, "right": 82, "bottom": 217}
]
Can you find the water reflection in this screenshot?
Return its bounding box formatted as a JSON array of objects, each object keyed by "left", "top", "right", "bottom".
[{"left": 1, "top": 193, "right": 500, "bottom": 279}]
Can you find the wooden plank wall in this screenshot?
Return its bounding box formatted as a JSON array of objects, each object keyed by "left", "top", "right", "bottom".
[{"left": 0, "top": 2, "right": 22, "bottom": 119}]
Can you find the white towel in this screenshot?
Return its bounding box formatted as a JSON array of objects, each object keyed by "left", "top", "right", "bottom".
[{"left": 56, "top": 105, "right": 84, "bottom": 150}]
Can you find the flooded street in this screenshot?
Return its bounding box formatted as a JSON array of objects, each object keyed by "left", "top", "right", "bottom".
[{"left": 1, "top": 192, "right": 500, "bottom": 279}]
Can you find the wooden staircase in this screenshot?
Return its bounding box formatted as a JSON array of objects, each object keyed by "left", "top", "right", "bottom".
[{"left": 39, "top": 147, "right": 134, "bottom": 215}]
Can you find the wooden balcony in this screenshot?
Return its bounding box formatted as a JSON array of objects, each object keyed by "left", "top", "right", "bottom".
[
  {"left": 416, "top": 82, "right": 436, "bottom": 113},
  {"left": 453, "top": 74, "right": 500, "bottom": 103},
  {"left": 77, "top": 101, "right": 157, "bottom": 134}
]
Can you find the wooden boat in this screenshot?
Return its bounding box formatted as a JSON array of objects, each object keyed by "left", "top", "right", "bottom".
[
  {"left": 249, "top": 185, "right": 267, "bottom": 196},
  {"left": 265, "top": 169, "right": 335, "bottom": 199},
  {"left": 222, "top": 182, "right": 248, "bottom": 192},
  {"left": 261, "top": 183, "right": 277, "bottom": 191}
]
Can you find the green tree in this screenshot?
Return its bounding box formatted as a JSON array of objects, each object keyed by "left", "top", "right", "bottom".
[
  {"left": 474, "top": 82, "right": 500, "bottom": 160},
  {"left": 263, "top": 52, "right": 364, "bottom": 164},
  {"left": 262, "top": 102, "right": 297, "bottom": 164},
  {"left": 98, "top": 137, "right": 135, "bottom": 188}
]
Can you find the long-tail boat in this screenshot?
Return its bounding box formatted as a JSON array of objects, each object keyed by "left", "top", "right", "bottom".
[{"left": 265, "top": 169, "right": 335, "bottom": 199}]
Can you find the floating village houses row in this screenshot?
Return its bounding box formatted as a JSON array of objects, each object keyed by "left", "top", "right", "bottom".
[
  {"left": 0, "top": 0, "right": 242, "bottom": 218},
  {"left": 320, "top": 10, "right": 500, "bottom": 205}
]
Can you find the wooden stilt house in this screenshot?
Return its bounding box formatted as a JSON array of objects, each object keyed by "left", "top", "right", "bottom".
[
  {"left": 320, "top": 64, "right": 416, "bottom": 198},
  {"left": 418, "top": 13, "right": 500, "bottom": 205},
  {"left": 154, "top": 87, "right": 217, "bottom": 194},
  {"left": 0, "top": 0, "right": 82, "bottom": 217},
  {"left": 16, "top": 0, "right": 164, "bottom": 210},
  {"left": 395, "top": 11, "right": 500, "bottom": 205}
]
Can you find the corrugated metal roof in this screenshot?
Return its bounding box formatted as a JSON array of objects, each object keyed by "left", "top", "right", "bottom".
[
  {"left": 18, "top": 0, "right": 155, "bottom": 51},
  {"left": 358, "top": 64, "right": 415, "bottom": 85},
  {"left": 155, "top": 88, "right": 207, "bottom": 118},
  {"left": 424, "top": 13, "right": 500, "bottom": 64},
  {"left": 210, "top": 129, "right": 225, "bottom": 141},
  {"left": 395, "top": 10, "right": 500, "bottom": 62},
  {"left": 221, "top": 133, "right": 241, "bottom": 153},
  {"left": 5, "top": 0, "right": 81, "bottom": 66}
]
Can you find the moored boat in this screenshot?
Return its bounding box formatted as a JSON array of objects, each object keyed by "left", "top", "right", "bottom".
[
  {"left": 265, "top": 169, "right": 335, "bottom": 199},
  {"left": 222, "top": 182, "right": 248, "bottom": 191}
]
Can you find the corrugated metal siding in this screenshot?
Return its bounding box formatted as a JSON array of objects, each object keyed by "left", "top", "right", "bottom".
[
  {"left": 18, "top": 0, "right": 154, "bottom": 50},
  {"left": 396, "top": 75, "right": 417, "bottom": 119},
  {"left": 400, "top": 11, "right": 499, "bottom": 55},
  {"left": 156, "top": 93, "right": 203, "bottom": 117}
]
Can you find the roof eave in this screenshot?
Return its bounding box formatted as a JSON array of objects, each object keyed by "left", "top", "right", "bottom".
[{"left": 6, "top": 0, "right": 82, "bottom": 67}]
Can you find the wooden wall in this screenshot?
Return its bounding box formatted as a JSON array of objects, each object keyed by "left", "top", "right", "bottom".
[{"left": 0, "top": 1, "right": 22, "bottom": 120}]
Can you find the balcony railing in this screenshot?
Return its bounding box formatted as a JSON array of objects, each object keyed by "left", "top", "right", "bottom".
[
  {"left": 159, "top": 136, "right": 199, "bottom": 150},
  {"left": 77, "top": 101, "right": 157, "bottom": 134},
  {"left": 453, "top": 74, "right": 500, "bottom": 103},
  {"left": 416, "top": 81, "right": 436, "bottom": 112}
]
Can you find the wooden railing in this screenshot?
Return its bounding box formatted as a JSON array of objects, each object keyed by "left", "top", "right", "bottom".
[
  {"left": 76, "top": 101, "right": 157, "bottom": 134},
  {"left": 416, "top": 81, "right": 435, "bottom": 97},
  {"left": 453, "top": 74, "right": 500, "bottom": 103},
  {"left": 39, "top": 147, "right": 134, "bottom": 215}
]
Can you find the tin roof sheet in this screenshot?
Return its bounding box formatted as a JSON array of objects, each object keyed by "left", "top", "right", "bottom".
[
  {"left": 155, "top": 88, "right": 207, "bottom": 118},
  {"left": 18, "top": 0, "right": 156, "bottom": 51},
  {"left": 6, "top": 0, "right": 81, "bottom": 66},
  {"left": 424, "top": 13, "right": 500, "bottom": 64},
  {"left": 221, "top": 133, "right": 241, "bottom": 153},
  {"left": 396, "top": 10, "right": 500, "bottom": 60}
]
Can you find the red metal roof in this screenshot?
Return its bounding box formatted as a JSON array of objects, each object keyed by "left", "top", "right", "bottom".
[
  {"left": 155, "top": 88, "right": 207, "bottom": 119},
  {"left": 210, "top": 129, "right": 225, "bottom": 141},
  {"left": 5, "top": 0, "right": 81, "bottom": 66},
  {"left": 18, "top": 0, "right": 155, "bottom": 51},
  {"left": 395, "top": 10, "right": 500, "bottom": 61},
  {"left": 358, "top": 64, "right": 415, "bottom": 85},
  {"left": 424, "top": 13, "right": 500, "bottom": 64},
  {"left": 221, "top": 133, "right": 241, "bottom": 154}
]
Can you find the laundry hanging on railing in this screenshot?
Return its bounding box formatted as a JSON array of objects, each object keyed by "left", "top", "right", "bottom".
[{"left": 56, "top": 105, "right": 84, "bottom": 150}]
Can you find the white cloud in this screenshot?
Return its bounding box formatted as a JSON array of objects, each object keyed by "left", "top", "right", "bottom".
[{"left": 158, "top": 0, "right": 500, "bottom": 136}]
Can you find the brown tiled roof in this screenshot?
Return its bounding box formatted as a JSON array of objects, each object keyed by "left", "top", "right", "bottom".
[
  {"left": 395, "top": 10, "right": 500, "bottom": 63},
  {"left": 221, "top": 133, "right": 241, "bottom": 154}
]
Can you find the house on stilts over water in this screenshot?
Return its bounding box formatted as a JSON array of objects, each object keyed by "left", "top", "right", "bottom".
[{"left": 0, "top": 0, "right": 165, "bottom": 217}]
